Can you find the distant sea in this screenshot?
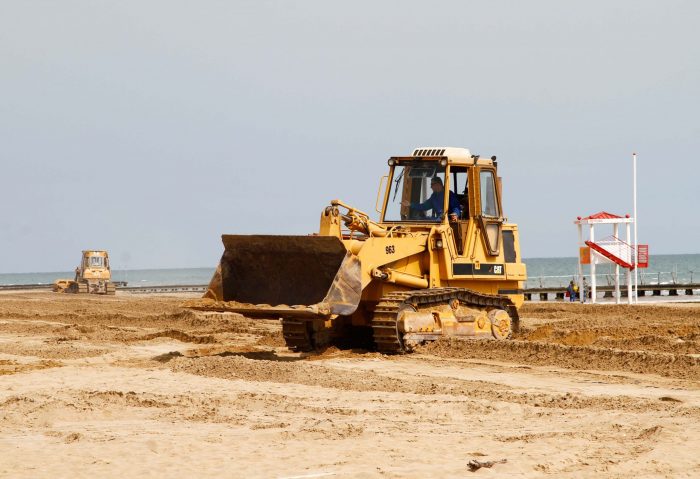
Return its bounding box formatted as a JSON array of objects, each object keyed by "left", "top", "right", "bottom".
[
  {"left": 1, "top": 254, "right": 698, "bottom": 289},
  {"left": 525, "top": 253, "right": 700, "bottom": 288},
  {"left": 0, "top": 268, "right": 214, "bottom": 287}
]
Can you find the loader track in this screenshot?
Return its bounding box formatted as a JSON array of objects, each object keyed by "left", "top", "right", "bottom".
[
  {"left": 371, "top": 287, "right": 520, "bottom": 353},
  {"left": 281, "top": 318, "right": 313, "bottom": 352},
  {"left": 281, "top": 318, "right": 335, "bottom": 352}
]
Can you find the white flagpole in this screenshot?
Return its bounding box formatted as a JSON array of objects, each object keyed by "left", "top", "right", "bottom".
[{"left": 633, "top": 153, "right": 639, "bottom": 303}]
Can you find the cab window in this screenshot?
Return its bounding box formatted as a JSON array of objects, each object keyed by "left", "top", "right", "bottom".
[
  {"left": 450, "top": 166, "right": 469, "bottom": 219},
  {"left": 479, "top": 170, "right": 499, "bottom": 217},
  {"left": 88, "top": 256, "right": 104, "bottom": 267},
  {"left": 383, "top": 162, "right": 446, "bottom": 222}
]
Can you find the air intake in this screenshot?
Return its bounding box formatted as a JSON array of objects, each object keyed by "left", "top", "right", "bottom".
[{"left": 412, "top": 148, "right": 446, "bottom": 157}]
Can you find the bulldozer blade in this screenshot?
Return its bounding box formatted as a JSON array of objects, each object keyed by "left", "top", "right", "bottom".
[{"left": 188, "top": 235, "right": 362, "bottom": 318}]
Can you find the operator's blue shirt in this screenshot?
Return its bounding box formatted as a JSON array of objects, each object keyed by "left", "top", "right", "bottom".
[{"left": 411, "top": 190, "right": 461, "bottom": 218}]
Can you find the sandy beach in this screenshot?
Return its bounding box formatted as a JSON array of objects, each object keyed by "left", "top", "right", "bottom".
[{"left": 0, "top": 291, "right": 698, "bottom": 478}]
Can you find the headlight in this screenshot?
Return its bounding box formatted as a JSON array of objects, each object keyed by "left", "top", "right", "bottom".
[
  {"left": 440, "top": 159, "right": 448, "bottom": 166},
  {"left": 436, "top": 239, "right": 444, "bottom": 249},
  {"left": 388, "top": 158, "right": 395, "bottom": 166}
]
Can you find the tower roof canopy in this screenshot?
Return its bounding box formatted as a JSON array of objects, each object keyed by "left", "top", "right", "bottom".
[{"left": 575, "top": 211, "right": 633, "bottom": 224}]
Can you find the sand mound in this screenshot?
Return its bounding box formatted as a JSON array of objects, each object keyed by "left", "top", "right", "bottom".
[{"left": 419, "top": 338, "right": 700, "bottom": 380}]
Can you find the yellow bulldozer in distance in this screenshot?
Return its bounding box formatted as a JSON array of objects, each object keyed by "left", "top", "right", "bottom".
[
  {"left": 53, "top": 250, "right": 116, "bottom": 295},
  {"left": 186, "top": 147, "right": 527, "bottom": 352}
]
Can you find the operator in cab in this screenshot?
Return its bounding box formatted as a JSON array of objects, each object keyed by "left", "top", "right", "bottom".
[{"left": 402, "top": 176, "right": 461, "bottom": 221}]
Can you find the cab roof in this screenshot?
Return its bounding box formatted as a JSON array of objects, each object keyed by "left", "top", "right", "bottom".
[{"left": 398, "top": 146, "right": 495, "bottom": 166}]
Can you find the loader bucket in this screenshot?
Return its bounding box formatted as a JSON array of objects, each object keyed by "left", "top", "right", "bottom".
[{"left": 199, "top": 235, "right": 362, "bottom": 317}]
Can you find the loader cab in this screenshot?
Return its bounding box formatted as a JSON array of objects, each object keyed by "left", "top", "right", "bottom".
[
  {"left": 82, "top": 251, "right": 109, "bottom": 272},
  {"left": 380, "top": 148, "right": 505, "bottom": 257},
  {"left": 381, "top": 157, "right": 474, "bottom": 224}
]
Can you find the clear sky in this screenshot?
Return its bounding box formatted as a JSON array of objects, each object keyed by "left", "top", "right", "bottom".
[{"left": 1, "top": 1, "right": 698, "bottom": 273}]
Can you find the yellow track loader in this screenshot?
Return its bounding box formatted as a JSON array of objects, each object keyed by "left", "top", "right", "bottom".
[
  {"left": 185, "top": 147, "right": 527, "bottom": 352},
  {"left": 53, "top": 250, "right": 116, "bottom": 295}
]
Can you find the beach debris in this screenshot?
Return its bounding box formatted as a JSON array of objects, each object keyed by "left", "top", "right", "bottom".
[
  {"left": 467, "top": 458, "right": 507, "bottom": 472},
  {"left": 64, "top": 432, "right": 82, "bottom": 443},
  {"left": 636, "top": 426, "right": 663, "bottom": 439}
]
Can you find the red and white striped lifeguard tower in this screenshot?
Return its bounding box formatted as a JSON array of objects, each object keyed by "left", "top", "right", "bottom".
[{"left": 575, "top": 212, "right": 648, "bottom": 304}]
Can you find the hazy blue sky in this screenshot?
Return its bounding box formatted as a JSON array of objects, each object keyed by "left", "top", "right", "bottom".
[{"left": 1, "top": 1, "right": 698, "bottom": 273}]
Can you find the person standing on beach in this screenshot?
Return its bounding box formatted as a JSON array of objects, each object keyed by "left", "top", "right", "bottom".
[
  {"left": 567, "top": 281, "right": 577, "bottom": 302},
  {"left": 581, "top": 277, "right": 589, "bottom": 303}
]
